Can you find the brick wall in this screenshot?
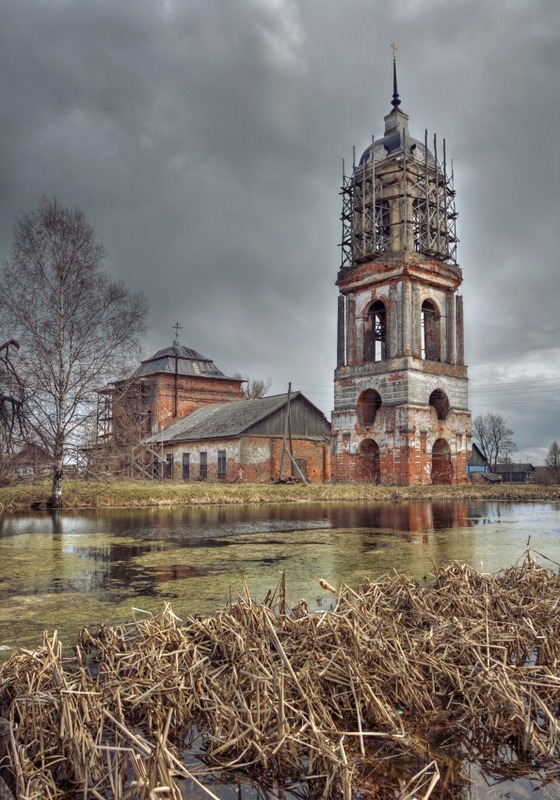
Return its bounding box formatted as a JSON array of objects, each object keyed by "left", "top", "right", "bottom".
[{"left": 158, "top": 436, "right": 331, "bottom": 483}]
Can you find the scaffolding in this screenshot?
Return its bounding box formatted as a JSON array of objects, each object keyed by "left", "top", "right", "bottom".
[
  {"left": 87, "top": 380, "right": 156, "bottom": 479},
  {"left": 340, "top": 131, "right": 458, "bottom": 268}
]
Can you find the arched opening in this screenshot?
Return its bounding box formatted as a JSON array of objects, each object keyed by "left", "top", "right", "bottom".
[
  {"left": 358, "top": 438, "right": 381, "bottom": 483},
  {"left": 432, "top": 438, "right": 453, "bottom": 485},
  {"left": 364, "top": 301, "right": 387, "bottom": 362},
  {"left": 357, "top": 388, "right": 382, "bottom": 427},
  {"left": 429, "top": 389, "right": 450, "bottom": 421},
  {"left": 421, "top": 299, "right": 440, "bottom": 361}
]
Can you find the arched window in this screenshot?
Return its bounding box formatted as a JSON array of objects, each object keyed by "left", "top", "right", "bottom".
[
  {"left": 357, "top": 389, "right": 382, "bottom": 427},
  {"left": 421, "top": 299, "right": 440, "bottom": 361},
  {"left": 364, "top": 300, "right": 387, "bottom": 362},
  {"left": 429, "top": 389, "right": 450, "bottom": 421}
]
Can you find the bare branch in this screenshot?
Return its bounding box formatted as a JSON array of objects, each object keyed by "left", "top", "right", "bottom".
[{"left": 1, "top": 197, "right": 148, "bottom": 504}]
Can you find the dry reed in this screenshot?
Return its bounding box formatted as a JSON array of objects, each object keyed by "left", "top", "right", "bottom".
[{"left": 1, "top": 550, "right": 559, "bottom": 798}]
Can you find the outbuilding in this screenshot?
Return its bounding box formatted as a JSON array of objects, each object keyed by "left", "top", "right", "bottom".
[{"left": 144, "top": 391, "right": 331, "bottom": 483}]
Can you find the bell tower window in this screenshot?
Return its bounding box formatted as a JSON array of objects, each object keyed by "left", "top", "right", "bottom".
[
  {"left": 421, "top": 299, "right": 440, "bottom": 361},
  {"left": 364, "top": 301, "right": 387, "bottom": 362}
]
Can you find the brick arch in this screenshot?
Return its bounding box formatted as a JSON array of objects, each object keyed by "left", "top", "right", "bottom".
[
  {"left": 357, "top": 388, "right": 382, "bottom": 428},
  {"left": 431, "top": 438, "right": 453, "bottom": 485},
  {"left": 363, "top": 298, "right": 388, "bottom": 362},
  {"left": 357, "top": 438, "right": 381, "bottom": 483},
  {"left": 421, "top": 298, "right": 441, "bottom": 361},
  {"left": 429, "top": 388, "right": 450, "bottom": 421}
]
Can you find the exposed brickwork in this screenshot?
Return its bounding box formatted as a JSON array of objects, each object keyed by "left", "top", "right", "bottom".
[
  {"left": 333, "top": 103, "right": 472, "bottom": 485},
  {"left": 152, "top": 374, "right": 243, "bottom": 431},
  {"left": 160, "top": 436, "right": 330, "bottom": 483}
]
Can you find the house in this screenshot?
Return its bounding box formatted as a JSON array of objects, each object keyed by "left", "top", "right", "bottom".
[
  {"left": 10, "top": 443, "right": 51, "bottom": 478},
  {"left": 144, "top": 391, "right": 331, "bottom": 483},
  {"left": 493, "top": 463, "right": 535, "bottom": 484},
  {"left": 468, "top": 443, "right": 490, "bottom": 480}
]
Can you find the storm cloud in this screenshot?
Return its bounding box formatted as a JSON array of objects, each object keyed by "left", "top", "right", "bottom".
[{"left": 1, "top": 0, "right": 558, "bottom": 463}]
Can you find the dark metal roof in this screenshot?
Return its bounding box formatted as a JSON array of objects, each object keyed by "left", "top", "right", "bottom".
[
  {"left": 494, "top": 463, "right": 535, "bottom": 474},
  {"left": 131, "top": 343, "right": 233, "bottom": 380},
  {"left": 144, "top": 392, "right": 329, "bottom": 444},
  {"left": 358, "top": 132, "right": 433, "bottom": 167}
]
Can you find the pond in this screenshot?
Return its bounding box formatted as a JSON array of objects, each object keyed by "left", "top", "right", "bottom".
[{"left": 1, "top": 499, "right": 559, "bottom": 798}]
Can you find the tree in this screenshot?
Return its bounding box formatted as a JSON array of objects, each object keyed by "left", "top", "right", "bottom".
[
  {"left": 472, "top": 412, "right": 517, "bottom": 471},
  {"left": 1, "top": 197, "right": 148, "bottom": 506},
  {"left": 233, "top": 373, "right": 272, "bottom": 400},
  {"left": 545, "top": 441, "right": 560, "bottom": 469},
  {"left": 545, "top": 441, "right": 560, "bottom": 483}
]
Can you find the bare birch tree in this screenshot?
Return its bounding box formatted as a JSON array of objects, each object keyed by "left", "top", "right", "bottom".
[
  {"left": 1, "top": 197, "right": 148, "bottom": 506},
  {"left": 472, "top": 412, "right": 517, "bottom": 471}
]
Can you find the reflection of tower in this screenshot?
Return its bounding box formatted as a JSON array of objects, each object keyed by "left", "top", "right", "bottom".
[{"left": 332, "top": 55, "right": 471, "bottom": 485}]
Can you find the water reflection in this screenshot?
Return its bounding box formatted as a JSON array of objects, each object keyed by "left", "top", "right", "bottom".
[
  {"left": 1, "top": 500, "right": 560, "bottom": 799},
  {"left": 0, "top": 501, "right": 559, "bottom": 657}
]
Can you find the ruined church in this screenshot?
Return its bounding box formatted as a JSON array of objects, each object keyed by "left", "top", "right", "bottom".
[
  {"left": 97, "top": 59, "right": 472, "bottom": 485},
  {"left": 331, "top": 58, "right": 472, "bottom": 484}
]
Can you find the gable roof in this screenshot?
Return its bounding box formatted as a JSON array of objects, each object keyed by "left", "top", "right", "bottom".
[
  {"left": 494, "top": 463, "right": 535, "bottom": 474},
  {"left": 469, "top": 442, "right": 488, "bottom": 467},
  {"left": 144, "top": 392, "right": 330, "bottom": 444}
]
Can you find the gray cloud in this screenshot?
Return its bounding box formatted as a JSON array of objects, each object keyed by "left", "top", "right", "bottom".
[{"left": 1, "top": 0, "right": 558, "bottom": 463}]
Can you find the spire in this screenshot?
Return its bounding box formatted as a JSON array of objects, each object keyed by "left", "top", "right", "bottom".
[{"left": 391, "top": 42, "right": 401, "bottom": 110}]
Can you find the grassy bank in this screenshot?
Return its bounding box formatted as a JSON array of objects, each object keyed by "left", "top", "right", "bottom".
[{"left": 1, "top": 479, "right": 559, "bottom": 513}]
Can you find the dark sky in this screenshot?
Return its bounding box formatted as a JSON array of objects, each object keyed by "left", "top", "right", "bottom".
[{"left": 1, "top": 0, "right": 559, "bottom": 463}]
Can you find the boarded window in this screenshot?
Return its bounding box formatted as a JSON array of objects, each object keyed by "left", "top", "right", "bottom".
[
  {"left": 200, "top": 452, "right": 207, "bottom": 480},
  {"left": 294, "top": 458, "right": 307, "bottom": 480},
  {"left": 182, "top": 452, "right": 190, "bottom": 480},
  {"left": 217, "top": 450, "right": 226, "bottom": 479},
  {"left": 165, "top": 454, "right": 173, "bottom": 479}
]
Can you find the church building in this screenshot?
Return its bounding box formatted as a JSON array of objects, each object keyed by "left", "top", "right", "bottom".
[{"left": 331, "top": 57, "right": 472, "bottom": 484}]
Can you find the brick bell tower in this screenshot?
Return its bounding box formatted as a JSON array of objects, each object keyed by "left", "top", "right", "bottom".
[{"left": 332, "top": 54, "right": 471, "bottom": 484}]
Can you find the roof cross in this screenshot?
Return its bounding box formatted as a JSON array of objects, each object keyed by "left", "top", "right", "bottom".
[{"left": 172, "top": 321, "right": 182, "bottom": 345}]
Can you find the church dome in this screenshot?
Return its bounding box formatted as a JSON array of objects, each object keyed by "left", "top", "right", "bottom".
[
  {"left": 131, "top": 343, "right": 231, "bottom": 379},
  {"left": 358, "top": 130, "right": 434, "bottom": 167}
]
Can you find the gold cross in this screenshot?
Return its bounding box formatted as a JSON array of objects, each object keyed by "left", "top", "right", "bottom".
[{"left": 391, "top": 42, "right": 397, "bottom": 63}]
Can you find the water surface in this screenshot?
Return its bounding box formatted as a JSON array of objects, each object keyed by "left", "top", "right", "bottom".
[
  {"left": 1, "top": 499, "right": 560, "bottom": 799},
  {"left": 1, "top": 500, "right": 559, "bottom": 655}
]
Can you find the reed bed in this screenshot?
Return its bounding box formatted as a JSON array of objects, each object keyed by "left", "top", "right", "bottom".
[{"left": 1, "top": 551, "right": 559, "bottom": 798}]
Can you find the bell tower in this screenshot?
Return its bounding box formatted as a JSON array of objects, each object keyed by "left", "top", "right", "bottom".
[{"left": 332, "top": 54, "right": 471, "bottom": 484}]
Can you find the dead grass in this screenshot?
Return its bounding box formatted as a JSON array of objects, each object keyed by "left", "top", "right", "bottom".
[
  {"left": 1, "top": 479, "right": 559, "bottom": 513},
  {"left": 1, "top": 552, "right": 559, "bottom": 798}
]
